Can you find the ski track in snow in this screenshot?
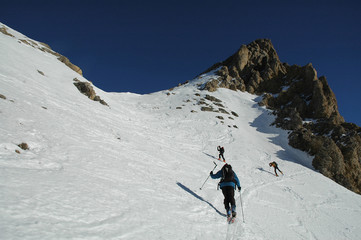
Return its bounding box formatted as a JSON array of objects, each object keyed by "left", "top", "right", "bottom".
[{"left": 1, "top": 22, "right": 361, "bottom": 240}]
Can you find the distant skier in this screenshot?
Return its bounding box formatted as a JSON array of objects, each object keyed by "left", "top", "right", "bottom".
[
  {"left": 269, "top": 161, "right": 283, "bottom": 176},
  {"left": 210, "top": 163, "right": 241, "bottom": 219},
  {"left": 217, "top": 146, "right": 225, "bottom": 162}
]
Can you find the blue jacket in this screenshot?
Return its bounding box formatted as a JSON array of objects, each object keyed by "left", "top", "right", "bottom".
[{"left": 210, "top": 168, "right": 241, "bottom": 189}]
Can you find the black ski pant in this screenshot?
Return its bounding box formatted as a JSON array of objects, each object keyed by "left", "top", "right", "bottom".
[
  {"left": 221, "top": 186, "right": 235, "bottom": 212},
  {"left": 274, "top": 166, "right": 282, "bottom": 175},
  {"left": 219, "top": 153, "right": 225, "bottom": 161}
]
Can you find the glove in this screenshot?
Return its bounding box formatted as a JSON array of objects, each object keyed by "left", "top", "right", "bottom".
[
  {"left": 238, "top": 186, "right": 241, "bottom": 192},
  {"left": 210, "top": 171, "right": 213, "bottom": 175}
]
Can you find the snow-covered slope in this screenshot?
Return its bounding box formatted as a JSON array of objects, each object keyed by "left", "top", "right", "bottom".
[{"left": 1, "top": 23, "right": 361, "bottom": 240}]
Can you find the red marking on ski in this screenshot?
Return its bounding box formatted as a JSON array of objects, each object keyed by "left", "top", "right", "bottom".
[{"left": 227, "top": 217, "right": 236, "bottom": 224}]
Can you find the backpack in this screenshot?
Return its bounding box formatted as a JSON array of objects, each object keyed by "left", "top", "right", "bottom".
[
  {"left": 218, "top": 146, "right": 224, "bottom": 153},
  {"left": 269, "top": 161, "right": 277, "bottom": 167},
  {"left": 220, "top": 164, "right": 234, "bottom": 183}
]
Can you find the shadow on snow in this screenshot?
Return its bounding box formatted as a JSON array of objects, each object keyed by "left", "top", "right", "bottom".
[
  {"left": 202, "top": 152, "right": 218, "bottom": 160},
  {"left": 257, "top": 167, "right": 275, "bottom": 176},
  {"left": 202, "top": 152, "right": 225, "bottom": 165},
  {"left": 176, "top": 182, "right": 226, "bottom": 217},
  {"left": 250, "top": 97, "right": 314, "bottom": 170}
]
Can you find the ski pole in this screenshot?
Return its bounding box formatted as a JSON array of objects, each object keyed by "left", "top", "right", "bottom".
[
  {"left": 239, "top": 191, "right": 245, "bottom": 223},
  {"left": 200, "top": 161, "right": 217, "bottom": 190}
]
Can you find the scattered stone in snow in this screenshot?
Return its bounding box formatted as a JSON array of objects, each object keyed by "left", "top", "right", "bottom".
[
  {"left": 205, "top": 94, "right": 222, "bottom": 103},
  {"left": 201, "top": 106, "right": 214, "bottom": 112},
  {"left": 231, "top": 111, "right": 239, "bottom": 117},
  {"left": 18, "top": 142, "right": 29, "bottom": 150},
  {"left": 219, "top": 108, "right": 229, "bottom": 114}
]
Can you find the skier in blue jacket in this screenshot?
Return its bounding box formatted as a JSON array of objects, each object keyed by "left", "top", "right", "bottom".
[{"left": 210, "top": 163, "right": 241, "bottom": 218}]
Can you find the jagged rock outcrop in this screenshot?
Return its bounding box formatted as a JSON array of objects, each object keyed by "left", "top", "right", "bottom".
[
  {"left": 73, "top": 78, "right": 108, "bottom": 106},
  {"left": 200, "top": 39, "right": 361, "bottom": 194},
  {"left": 289, "top": 122, "right": 361, "bottom": 192}
]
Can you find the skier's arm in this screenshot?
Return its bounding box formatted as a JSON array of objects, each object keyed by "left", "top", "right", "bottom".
[
  {"left": 210, "top": 169, "right": 222, "bottom": 179},
  {"left": 234, "top": 172, "right": 241, "bottom": 189}
]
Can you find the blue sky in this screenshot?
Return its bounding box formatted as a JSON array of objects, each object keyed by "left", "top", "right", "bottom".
[{"left": 2, "top": 0, "right": 361, "bottom": 126}]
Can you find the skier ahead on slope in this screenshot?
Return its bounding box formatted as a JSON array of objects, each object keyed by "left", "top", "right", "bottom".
[
  {"left": 269, "top": 161, "right": 283, "bottom": 177},
  {"left": 217, "top": 146, "right": 225, "bottom": 162},
  {"left": 210, "top": 163, "right": 241, "bottom": 218}
]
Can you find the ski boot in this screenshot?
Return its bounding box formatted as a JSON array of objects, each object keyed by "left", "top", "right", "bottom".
[{"left": 226, "top": 209, "right": 232, "bottom": 221}]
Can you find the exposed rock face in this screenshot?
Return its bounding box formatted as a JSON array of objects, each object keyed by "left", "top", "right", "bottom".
[
  {"left": 200, "top": 39, "right": 361, "bottom": 194},
  {"left": 57, "top": 56, "right": 83, "bottom": 76},
  {"left": 73, "top": 78, "right": 108, "bottom": 106},
  {"left": 289, "top": 122, "right": 361, "bottom": 192}
]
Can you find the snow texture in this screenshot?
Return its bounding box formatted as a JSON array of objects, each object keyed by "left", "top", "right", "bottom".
[{"left": 1, "top": 22, "right": 361, "bottom": 240}]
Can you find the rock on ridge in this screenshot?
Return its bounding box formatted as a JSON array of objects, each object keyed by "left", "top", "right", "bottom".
[
  {"left": 1, "top": 23, "right": 110, "bottom": 107},
  {"left": 0, "top": 23, "right": 83, "bottom": 76},
  {"left": 199, "top": 39, "right": 361, "bottom": 194}
]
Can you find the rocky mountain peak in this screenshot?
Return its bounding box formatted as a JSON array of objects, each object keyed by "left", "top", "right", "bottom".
[
  {"left": 232, "top": 39, "right": 286, "bottom": 79},
  {"left": 199, "top": 39, "right": 361, "bottom": 194},
  {"left": 201, "top": 39, "right": 287, "bottom": 94}
]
